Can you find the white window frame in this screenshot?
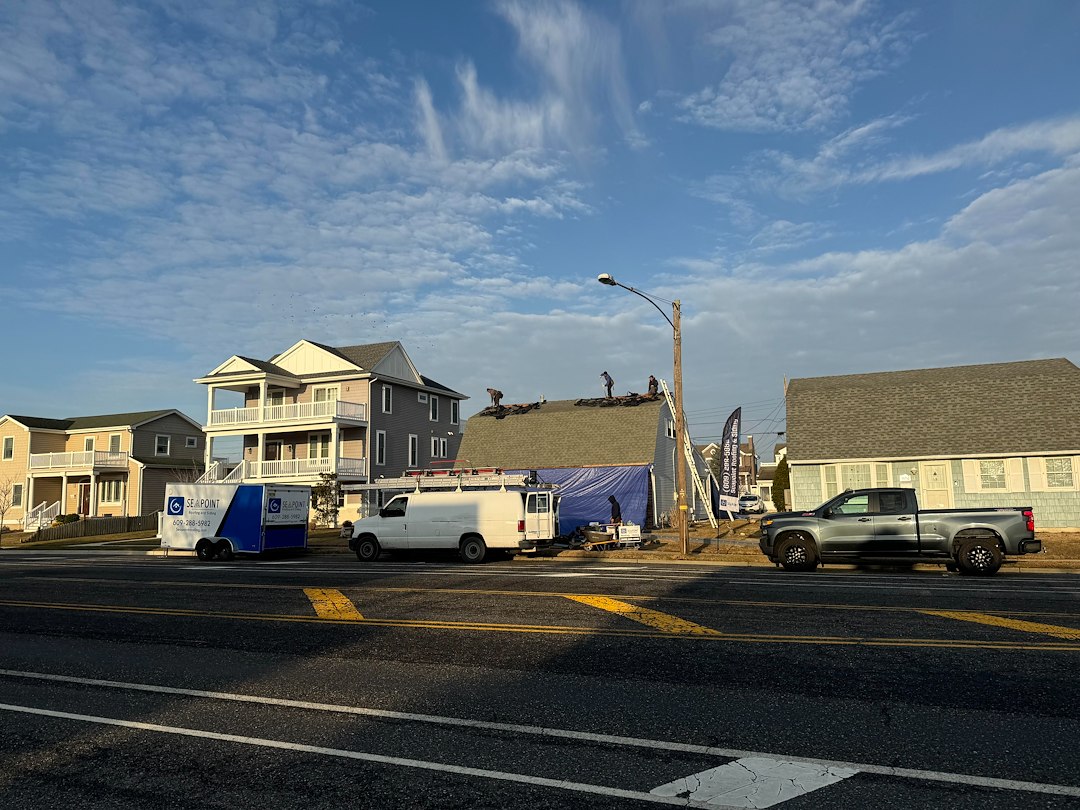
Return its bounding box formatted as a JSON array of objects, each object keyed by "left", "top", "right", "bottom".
[
  {"left": 1045, "top": 457, "right": 1075, "bottom": 489},
  {"left": 665, "top": 420, "right": 676, "bottom": 440},
  {"left": 308, "top": 432, "right": 331, "bottom": 460},
  {"left": 109, "top": 433, "right": 122, "bottom": 453},
  {"left": 382, "top": 385, "right": 393, "bottom": 414},
  {"left": 418, "top": 392, "right": 428, "bottom": 404},
  {"left": 430, "top": 437, "right": 448, "bottom": 459},
  {"left": 2, "top": 436, "right": 12, "bottom": 460},
  {"left": 99, "top": 479, "right": 122, "bottom": 504},
  {"left": 375, "top": 430, "right": 386, "bottom": 466},
  {"left": 429, "top": 395, "right": 439, "bottom": 422},
  {"left": 979, "top": 459, "right": 1007, "bottom": 490},
  {"left": 185, "top": 436, "right": 198, "bottom": 449},
  {"left": 312, "top": 386, "right": 338, "bottom": 404},
  {"left": 84, "top": 437, "right": 95, "bottom": 453},
  {"left": 408, "top": 435, "right": 418, "bottom": 468},
  {"left": 12, "top": 483, "right": 23, "bottom": 507},
  {"left": 821, "top": 464, "right": 840, "bottom": 500},
  {"left": 450, "top": 400, "right": 459, "bottom": 425},
  {"left": 267, "top": 388, "right": 286, "bottom": 406},
  {"left": 155, "top": 434, "right": 171, "bottom": 457}
]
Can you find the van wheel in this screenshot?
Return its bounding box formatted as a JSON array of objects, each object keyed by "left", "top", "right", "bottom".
[
  {"left": 459, "top": 535, "right": 487, "bottom": 564},
  {"left": 354, "top": 535, "right": 380, "bottom": 562},
  {"left": 777, "top": 533, "right": 818, "bottom": 572},
  {"left": 956, "top": 538, "right": 1002, "bottom": 575},
  {"left": 215, "top": 541, "right": 235, "bottom": 562},
  {"left": 195, "top": 539, "right": 214, "bottom": 561}
]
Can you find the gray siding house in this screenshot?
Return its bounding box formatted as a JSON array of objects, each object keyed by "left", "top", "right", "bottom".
[
  {"left": 786, "top": 358, "right": 1080, "bottom": 528},
  {"left": 456, "top": 396, "right": 714, "bottom": 530}
]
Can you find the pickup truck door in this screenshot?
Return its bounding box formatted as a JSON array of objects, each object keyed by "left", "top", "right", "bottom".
[
  {"left": 869, "top": 490, "right": 920, "bottom": 554},
  {"left": 818, "top": 493, "right": 875, "bottom": 555}
]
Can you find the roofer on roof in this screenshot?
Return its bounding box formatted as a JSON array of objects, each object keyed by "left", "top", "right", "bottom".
[
  {"left": 487, "top": 388, "right": 503, "bottom": 407},
  {"left": 601, "top": 371, "right": 614, "bottom": 398}
]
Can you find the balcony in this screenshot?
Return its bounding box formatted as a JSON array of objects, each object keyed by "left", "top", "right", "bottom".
[
  {"left": 207, "top": 399, "right": 367, "bottom": 429},
  {"left": 224, "top": 456, "right": 368, "bottom": 482},
  {"left": 29, "top": 451, "right": 130, "bottom": 471}
]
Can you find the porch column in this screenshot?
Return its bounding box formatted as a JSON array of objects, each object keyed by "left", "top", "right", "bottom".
[
  {"left": 259, "top": 380, "right": 268, "bottom": 419},
  {"left": 257, "top": 432, "right": 266, "bottom": 480},
  {"left": 27, "top": 476, "right": 35, "bottom": 513},
  {"left": 205, "top": 435, "right": 215, "bottom": 474},
  {"left": 330, "top": 424, "right": 340, "bottom": 474},
  {"left": 61, "top": 474, "right": 68, "bottom": 514},
  {"left": 206, "top": 385, "right": 216, "bottom": 424},
  {"left": 89, "top": 472, "right": 98, "bottom": 517}
]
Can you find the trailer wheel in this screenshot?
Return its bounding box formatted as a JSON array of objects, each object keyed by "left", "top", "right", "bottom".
[
  {"left": 215, "top": 540, "right": 235, "bottom": 562},
  {"left": 354, "top": 534, "right": 380, "bottom": 562},
  {"left": 459, "top": 535, "right": 487, "bottom": 564},
  {"left": 195, "top": 539, "right": 214, "bottom": 561}
]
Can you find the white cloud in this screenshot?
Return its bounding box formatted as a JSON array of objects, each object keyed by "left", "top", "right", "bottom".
[{"left": 678, "top": 0, "right": 914, "bottom": 132}]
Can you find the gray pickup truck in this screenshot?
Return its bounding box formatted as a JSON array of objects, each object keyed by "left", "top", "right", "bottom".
[{"left": 759, "top": 488, "right": 1039, "bottom": 575}]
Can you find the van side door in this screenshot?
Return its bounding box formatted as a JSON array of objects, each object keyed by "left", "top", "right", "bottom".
[{"left": 525, "top": 491, "right": 554, "bottom": 541}]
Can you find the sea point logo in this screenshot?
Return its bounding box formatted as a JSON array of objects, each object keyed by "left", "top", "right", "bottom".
[
  {"left": 268, "top": 498, "right": 282, "bottom": 514},
  {"left": 167, "top": 497, "right": 185, "bottom": 516}
]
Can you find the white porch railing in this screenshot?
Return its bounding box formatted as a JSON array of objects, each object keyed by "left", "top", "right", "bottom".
[
  {"left": 24, "top": 500, "right": 61, "bottom": 530},
  {"left": 219, "top": 457, "right": 367, "bottom": 482},
  {"left": 207, "top": 399, "right": 367, "bottom": 428},
  {"left": 29, "top": 451, "right": 129, "bottom": 470}
]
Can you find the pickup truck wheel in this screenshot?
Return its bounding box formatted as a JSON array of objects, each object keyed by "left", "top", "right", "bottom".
[
  {"left": 777, "top": 534, "right": 818, "bottom": 572},
  {"left": 354, "top": 535, "right": 380, "bottom": 562},
  {"left": 956, "top": 538, "right": 1002, "bottom": 575},
  {"left": 459, "top": 535, "right": 487, "bottom": 564}
]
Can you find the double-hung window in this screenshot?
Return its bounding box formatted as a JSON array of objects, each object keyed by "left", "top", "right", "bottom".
[
  {"left": 1046, "top": 457, "right": 1075, "bottom": 489},
  {"left": 429, "top": 395, "right": 439, "bottom": 422},
  {"left": 155, "top": 435, "right": 171, "bottom": 456},
  {"left": 375, "top": 431, "right": 386, "bottom": 466},
  {"left": 408, "top": 435, "right": 418, "bottom": 468},
  {"left": 100, "top": 480, "right": 122, "bottom": 504},
  {"left": 12, "top": 484, "right": 23, "bottom": 507},
  {"left": 450, "top": 400, "right": 459, "bottom": 425},
  {"left": 382, "top": 385, "right": 393, "bottom": 414},
  {"left": 430, "top": 437, "right": 447, "bottom": 458},
  {"left": 2, "top": 437, "right": 12, "bottom": 460},
  {"left": 979, "top": 460, "right": 1006, "bottom": 489}
]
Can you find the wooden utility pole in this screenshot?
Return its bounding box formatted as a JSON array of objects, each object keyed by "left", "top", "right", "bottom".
[{"left": 672, "top": 299, "right": 690, "bottom": 555}]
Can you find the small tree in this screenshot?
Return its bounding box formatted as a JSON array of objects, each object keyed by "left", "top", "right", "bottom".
[
  {"left": 772, "top": 456, "right": 790, "bottom": 512},
  {"left": 0, "top": 477, "right": 14, "bottom": 546},
  {"left": 311, "top": 472, "right": 341, "bottom": 528}
]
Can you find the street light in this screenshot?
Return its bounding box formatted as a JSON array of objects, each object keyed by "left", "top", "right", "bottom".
[{"left": 597, "top": 273, "right": 690, "bottom": 555}]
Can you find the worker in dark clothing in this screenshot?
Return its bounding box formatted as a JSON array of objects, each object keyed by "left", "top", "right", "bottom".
[
  {"left": 608, "top": 495, "right": 622, "bottom": 525},
  {"left": 487, "top": 388, "right": 503, "bottom": 407},
  {"left": 601, "top": 371, "right": 614, "bottom": 398},
  {"left": 647, "top": 375, "right": 658, "bottom": 396}
]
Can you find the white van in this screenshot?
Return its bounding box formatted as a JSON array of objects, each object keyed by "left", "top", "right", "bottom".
[{"left": 349, "top": 488, "right": 559, "bottom": 563}]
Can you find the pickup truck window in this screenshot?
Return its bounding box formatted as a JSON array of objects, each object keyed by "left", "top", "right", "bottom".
[
  {"left": 832, "top": 494, "right": 869, "bottom": 515},
  {"left": 877, "top": 491, "right": 909, "bottom": 515}
]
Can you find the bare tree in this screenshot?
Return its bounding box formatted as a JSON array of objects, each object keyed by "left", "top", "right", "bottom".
[{"left": 0, "top": 477, "right": 14, "bottom": 547}]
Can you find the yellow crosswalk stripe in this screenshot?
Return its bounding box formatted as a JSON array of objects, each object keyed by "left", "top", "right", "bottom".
[
  {"left": 921, "top": 610, "right": 1080, "bottom": 641},
  {"left": 304, "top": 588, "right": 364, "bottom": 620},
  {"left": 564, "top": 595, "right": 719, "bottom": 635}
]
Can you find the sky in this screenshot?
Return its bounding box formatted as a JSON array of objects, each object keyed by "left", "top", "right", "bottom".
[{"left": 3, "top": 0, "right": 1080, "bottom": 456}]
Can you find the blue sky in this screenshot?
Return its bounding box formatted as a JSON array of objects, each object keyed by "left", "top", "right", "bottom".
[{"left": 3, "top": 0, "right": 1080, "bottom": 453}]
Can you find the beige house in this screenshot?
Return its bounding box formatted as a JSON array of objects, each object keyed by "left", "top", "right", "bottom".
[
  {"left": 195, "top": 340, "right": 466, "bottom": 516},
  {"left": 0, "top": 410, "right": 205, "bottom": 530}
]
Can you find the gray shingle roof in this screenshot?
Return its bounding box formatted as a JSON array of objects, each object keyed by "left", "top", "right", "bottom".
[
  {"left": 7, "top": 410, "right": 180, "bottom": 431},
  {"left": 787, "top": 358, "right": 1080, "bottom": 460},
  {"left": 309, "top": 340, "right": 398, "bottom": 370},
  {"left": 456, "top": 398, "right": 667, "bottom": 469}
]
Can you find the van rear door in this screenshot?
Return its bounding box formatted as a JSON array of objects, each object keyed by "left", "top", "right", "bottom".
[{"left": 524, "top": 491, "right": 555, "bottom": 542}]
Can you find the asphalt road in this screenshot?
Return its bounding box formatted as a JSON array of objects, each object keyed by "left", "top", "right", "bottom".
[{"left": 1, "top": 549, "right": 1079, "bottom": 808}]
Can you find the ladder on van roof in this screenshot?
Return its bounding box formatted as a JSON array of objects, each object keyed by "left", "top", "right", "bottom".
[{"left": 342, "top": 469, "right": 554, "bottom": 493}]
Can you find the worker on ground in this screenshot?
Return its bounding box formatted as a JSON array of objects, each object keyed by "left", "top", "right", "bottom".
[
  {"left": 647, "top": 375, "right": 658, "bottom": 396},
  {"left": 487, "top": 388, "right": 503, "bottom": 407},
  {"left": 601, "top": 371, "right": 614, "bottom": 398},
  {"left": 608, "top": 494, "right": 622, "bottom": 539}
]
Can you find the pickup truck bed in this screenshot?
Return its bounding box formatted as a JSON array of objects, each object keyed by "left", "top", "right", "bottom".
[{"left": 759, "top": 488, "right": 1038, "bottom": 575}]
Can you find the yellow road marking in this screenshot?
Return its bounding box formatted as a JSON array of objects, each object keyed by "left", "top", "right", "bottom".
[
  {"left": 23, "top": 577, "right": 1080, "bottom": 623},
  {"left": 564, "top": 595, "right": 719, "bottom": 635},
  {"left": 922, "top": 610, "right": 1080, "bottom": 641},
  {"left": 2, "top": 598, "right": 1080, "bottom": 650},
  {"left": 304, "top": 588, "right": 363, "bottom": 620}
]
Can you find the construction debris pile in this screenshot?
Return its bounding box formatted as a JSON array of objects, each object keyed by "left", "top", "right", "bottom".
[
  {"left": 574, "top": 393, "right": 661, "bottom": 408},
  {"left": 476, "top": 402, "right": 543, "bottom": 418}
]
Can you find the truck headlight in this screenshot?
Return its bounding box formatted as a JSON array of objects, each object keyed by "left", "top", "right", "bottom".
[{"left": 761, "top": 519, "right": 774, "bottom": 527}]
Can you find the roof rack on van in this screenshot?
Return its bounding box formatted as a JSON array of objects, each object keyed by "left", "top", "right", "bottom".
[{"left": 342, "top": 469, "right": 556, "bottom": 493}]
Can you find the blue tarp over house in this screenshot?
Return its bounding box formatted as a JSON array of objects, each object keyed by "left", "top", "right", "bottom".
[{"left": 510, "top": 465, "right": 651, "bottom": 535}]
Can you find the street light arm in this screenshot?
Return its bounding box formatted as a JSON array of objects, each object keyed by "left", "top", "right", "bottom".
[{"left": 612, "top": 282, "right": 675, "bottom": 331}]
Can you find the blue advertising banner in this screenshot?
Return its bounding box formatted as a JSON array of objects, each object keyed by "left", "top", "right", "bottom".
[{"left": 718, "top": 407, "right": 741, "bottom": 511}]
